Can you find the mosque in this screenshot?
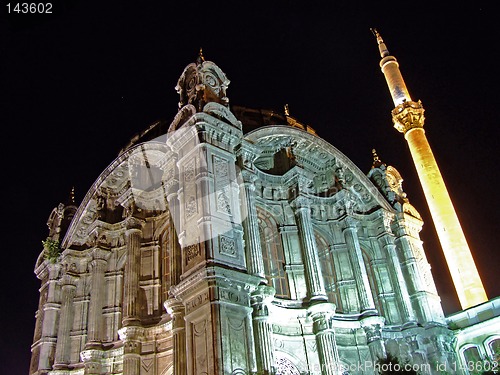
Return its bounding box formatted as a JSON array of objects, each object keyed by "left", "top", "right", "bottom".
[{"left": 29, "top": 32, "right": 500, "bottom": 375}]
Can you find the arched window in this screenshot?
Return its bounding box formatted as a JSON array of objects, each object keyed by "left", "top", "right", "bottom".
[
  {"left": 258, "top": 210, "right": 290, "bottom": 299},
  {"left": 486, "top": 337, "right": 500, "bottom": 362},
  {"left": 461, "top": 345, "right": 484, "bottom": 375}
]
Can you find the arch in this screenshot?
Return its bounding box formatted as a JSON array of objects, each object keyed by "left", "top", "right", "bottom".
[
  {"left": 484, "top": 336, "right": 500, "bottom": 361},
  {"left": 460, "top": 344, "right": 485, "bottom": 374},
  {"left": 258, "top": 207, "right": 290, "bottom": 299}
]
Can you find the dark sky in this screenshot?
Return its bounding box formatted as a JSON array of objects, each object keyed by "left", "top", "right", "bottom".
[{"left": 1, "top": 1, "right": 499, "bottom": 374}]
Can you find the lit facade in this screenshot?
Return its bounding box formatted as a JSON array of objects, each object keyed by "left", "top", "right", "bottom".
[{"left": 30, "top": 52, "right": 498, "bottom": 375}]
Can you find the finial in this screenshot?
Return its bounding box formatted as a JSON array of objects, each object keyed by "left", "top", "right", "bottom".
[
  {"left": 370, "top": 28, "right": 382, "bottom": 44},
  {"left": 196, "top": 48, "right": 205, "bottom": 65},
  {"left": 69, "top": 186, "right": 76, "bottom": 204},
  {"left": 284, "top": 103, "right": 290, "bottom": 116},
  {"left": 370, "top": 28, "right": 389, "bottom": 58},
  {"left": 372, "top": 148, "right": 385, "bottom": 168}
]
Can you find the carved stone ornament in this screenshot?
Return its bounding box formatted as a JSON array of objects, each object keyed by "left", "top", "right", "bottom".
[
  {"left": 392, "top": 100, "right": 425, "bottom": 134},
  {"left": 175, "top": 59, "right": 230, "bottom": 111},
  {"left": 275, "top": 356, "right": 301, "bottom": 375}
]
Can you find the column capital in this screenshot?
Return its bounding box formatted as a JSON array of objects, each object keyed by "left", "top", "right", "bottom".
[
  {"left": 308, "top": 303, "right": 336, "bottom": 332},
  {"left": 235, "top": 140, "right": 260, "bottom": 168},
  {"left": 164, "top": 298, "right": 185, "bottom": 316},
  {"left": 374, "top": 209, "right": 395, "bottom": 233},
  {"left": 251, "top": 285, "right": 275, "bottom": 305},
  {"left": 123, "top": 217, "right": 144, "bottom": 231},
  {"left": 392, "top": 100, "right": 425, "bottom": 134},
  {"left": 89, "top": 247, "right": 111, "bottom": 262},
  {"left": 60, "top": 273, "right": 78, "bottom": 287},
  {"left": 297, "top": 170, "right": 315, "bottom": 192},
  {"left": 47, "top": 263, "right": 62, "bottom": 280},
  {"left": 343, "top": 215, "right": 359, "bottom": 230},
  {"left": 291, "top": 195, "right": 311, "bottom": 211},
  {"left": 241, "top": 169, "right": 258, "bottom": 185},
  {"left": 378, "top": 232, "right": 396, "bottom": 247},
  {"left": 118, "top": 326, "right": 145, "bottom": 341}
]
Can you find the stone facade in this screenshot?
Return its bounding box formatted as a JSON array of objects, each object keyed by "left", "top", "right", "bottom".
[{"left": 31, "top": 57, "right": 489, "bottom": 375}]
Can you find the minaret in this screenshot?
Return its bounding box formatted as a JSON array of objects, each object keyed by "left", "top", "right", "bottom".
[{"left": 371, "top": 28, "right": 487, "bottom": 310}]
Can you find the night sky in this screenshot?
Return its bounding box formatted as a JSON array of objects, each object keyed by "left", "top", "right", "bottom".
[{"left": 1, "top": 2, "right": 499, "bottom": 374}]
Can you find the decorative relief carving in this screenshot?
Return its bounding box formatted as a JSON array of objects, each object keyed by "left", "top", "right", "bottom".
[
  {"left": 193, "top": 318, "right": 209, "bottom": 373},
  {"left": 219, "top": 235, "right": 236, "bottom": 257},
  {"left": 213, "top": 155, "right": 229, "bottom": 179},
  {"left": 185, "top": 244, "right": 202, "bottom": 265},
  {"left": 142, "top": 358, "right": 154, "bottom": 373},
  {"left": 275, "top": 356, "right": 301, "bottom": 375},
  {"left": 227, "top": 316, "right": 244, "bottom": 330},
  {"left": 185, "top": 196, "right": 198, "bottom": 219},
  {"left": 392, "top": 100, "right": 425, "bottom": 134},
  {"left": 184, "top": 160, "right": 196, "bottom": 182},
  {"left": 216, "top": 189, "right": 231, "bottom": 214},
  {"left": 219, "top": 289, "right": 247, "bottom": 305},
  {"left": 274, "top": 338, "right": 284, "bottom": 348},
  {"left": 363, "top": 324, "right": 382, "bottom": 343},
  {"left": 186, "top": 291, "right": 210, "bottom": 314},
  {"left": 308, "top": 340, "right": 318, "bottom": 353}
]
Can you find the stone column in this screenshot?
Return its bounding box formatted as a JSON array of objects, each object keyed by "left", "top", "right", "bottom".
[
  {"left": 241, "top": 170, "right": 265, "bottom": 279},
  {"left": 86, "top": 248, "right": 110, "bottom": 348},
  {"left": 361, "top": 316, "right": 386, "bottom": 363},
  {"left": 392, "top": 215, "right": 443, "bottom": 323},
  {"left": 34, "top": 263, "right": 61, "bottom": 372},
  {"left": 308, "top": 304, "right": 341, "bottom": 375},
  {"left": 392, "top": 216, "right": 423, "bottom": 293},
  {"left": 123, "top": 219, "right": 143, "bottom": 327},
  {"left": 165, "top": 299, "right": 187, "bottom": 375},
  {"left": 118, "top": 326, "right": 143, "bottom": 375},
  {"left": 379, "top": 231, "right": 415, "bottom": 323},
  {"left": 54, "top": 273, "right": 78, "bottom": 369},
  {"left": 251, "top": 285, "right": 275, "bottom": 374},
  {"left": 342, "top": 217, "right": 375, "bottom": 312},
  {"left": 293, "top": 196, "right": 327, "bottom": 302}
]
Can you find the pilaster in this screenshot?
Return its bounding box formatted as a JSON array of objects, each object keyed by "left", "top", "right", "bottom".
[
  {"left": 53, "top": 273, "right": 78, "bottom": 369},
  {"left": 123, "top": 218, "right": 144, "bottom": 327},
  {"left": 377, "top": 211, "right": 416, "bottom": 324},
  {"left": 86, "top": 248, "right": 111, "bottom": 348},
  {"left": 118, "top": 326, "right": 144, "bottom": 375},
  {"left": 360, "top": 316, "right": 387, "bottom": 363},
  {"left": 392, "top": 214, "right": 444, "bottom": 324},
  {"left": 33, "top": 263, "right": 61, "bottom": 373},
  {"left": 241, "top": 170, "right": 266, "bottom": 280},
  {"left": 342, "top": 217, "right": 376, "bottom": 313},
  {"left": 165, "top": 299, "right": 187, "bottom": 375},
  {"left": 308, "top": 303, "right": 341, "bottom": 375},
  {"left": 292, "top": 195, "right": 327, "bottom": 302},
  {"left": 251, "top": 285, "right": 276, "bottom": 374},
  {"left": 170, "top": 267, "right": 258, "bottom": 375}
]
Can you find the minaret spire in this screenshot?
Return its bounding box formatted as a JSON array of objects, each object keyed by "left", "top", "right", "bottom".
[
  {"left": 372, "top": 29, "right": 488, "bottom": 310},
  {"left": 370, "top": 28, "right": 389, "bottom": 58}
]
